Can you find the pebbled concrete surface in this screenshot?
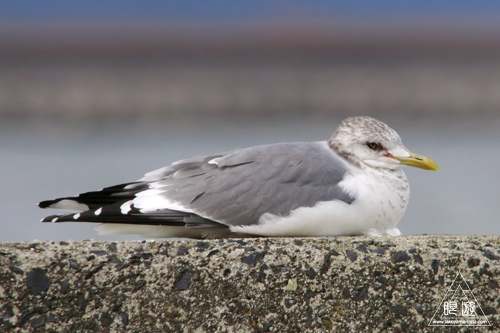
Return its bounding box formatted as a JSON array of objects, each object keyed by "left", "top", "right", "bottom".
[{"left": 0, "top": 235, "right": 499, "bottom": 332}]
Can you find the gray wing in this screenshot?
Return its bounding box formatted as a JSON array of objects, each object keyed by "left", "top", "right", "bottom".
[
  {"left": 40, "top": 141, "right": 355, "bottom": 229},
  {"left": 142, "top": 141, "right": 355, "bottom": 227}
]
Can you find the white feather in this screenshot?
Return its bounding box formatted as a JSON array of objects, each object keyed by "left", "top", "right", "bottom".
[
  {"left": 132, "top": 188, "right": 195, "bottom": 214},
  {"left": 120, "top": 201, "right": 133, "bottom": 214},
  {"left": 46, "top": 199, "right": 89, "bottom": 212},
  {"left": 208, "top": 157, "right": 221, "bottom": 165}
]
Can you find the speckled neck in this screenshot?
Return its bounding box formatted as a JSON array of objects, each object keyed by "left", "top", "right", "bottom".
[{"left": 328, "top": 137, "right": 361, "bottom": 168}]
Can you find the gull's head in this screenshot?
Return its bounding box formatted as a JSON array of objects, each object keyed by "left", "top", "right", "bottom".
[{"left": 329, "top": 116, "right": 439, "bottom": 171}]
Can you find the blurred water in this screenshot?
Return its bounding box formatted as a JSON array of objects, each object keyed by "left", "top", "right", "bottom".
[{"left": 1, "top": 112, "right": 499, "bottom": 242}]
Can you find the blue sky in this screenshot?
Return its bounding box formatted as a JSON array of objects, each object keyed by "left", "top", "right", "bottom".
[{"left": 2, "top": 1, "right": 500, "bottom": 22}]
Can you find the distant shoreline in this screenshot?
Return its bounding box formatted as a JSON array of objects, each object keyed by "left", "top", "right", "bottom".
[{"left": 2, "top": 61, "right": 500, "bottom": 118}]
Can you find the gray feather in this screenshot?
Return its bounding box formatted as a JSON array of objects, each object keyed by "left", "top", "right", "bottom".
[{"left": 149, "top": 142, "right": 354, "bottom": 227}]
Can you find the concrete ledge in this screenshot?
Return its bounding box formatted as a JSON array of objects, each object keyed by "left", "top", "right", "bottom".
[{"left": 1, "top": 235, "right": 499, "bottom": 331}]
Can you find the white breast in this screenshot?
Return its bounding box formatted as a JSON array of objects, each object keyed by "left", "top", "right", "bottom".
[{"left": 338, "top": 167, "right": 410, "bottom": 235}]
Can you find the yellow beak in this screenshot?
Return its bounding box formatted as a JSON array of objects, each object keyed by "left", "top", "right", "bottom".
[{"left": 391, "top": 152, "right": 439, "bottom": 171}]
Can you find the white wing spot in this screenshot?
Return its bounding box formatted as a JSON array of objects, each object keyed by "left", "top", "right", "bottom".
[
  {"left": 47, "top": 199, "right": 89, "bottom": 212},
  {"left": 208, "top": 157, "right": 221, "bottom": 166},
  {"left": 120, "top": 201, "right": 133, "bottom": 214},
  {"left": 94, "top": 208, "right": 103, "bottom": 215},
  {"left": 73, "top": 213, "right": 81, "bottom": 220}
]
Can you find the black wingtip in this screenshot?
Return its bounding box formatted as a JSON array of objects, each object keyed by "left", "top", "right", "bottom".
[
  {"left": 38, "top": 200, "right": 54, "bottom": 209},
  {"left": 41, "top": 214, "right": 59, "bottom": 223}
]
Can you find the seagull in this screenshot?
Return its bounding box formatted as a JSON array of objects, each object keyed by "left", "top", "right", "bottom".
[{"left": 39, "top": 116, "right": 438, "bottom": 239}]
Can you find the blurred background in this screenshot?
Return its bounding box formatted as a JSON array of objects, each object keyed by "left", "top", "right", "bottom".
[{"left": 2, "top": 1, "right": 500, "bottom": 241}]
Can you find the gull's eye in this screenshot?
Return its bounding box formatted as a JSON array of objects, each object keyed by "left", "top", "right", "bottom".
[{"left": 366, "top": 142, "right": 383, "bottom": 152}]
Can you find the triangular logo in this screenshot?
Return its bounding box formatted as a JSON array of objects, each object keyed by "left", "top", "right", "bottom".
[{"left": 429, "top": 271, "right": 491, "bottom": 326}]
